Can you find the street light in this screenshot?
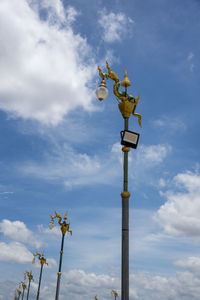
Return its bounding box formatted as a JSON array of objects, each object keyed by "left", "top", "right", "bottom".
[
  {"left": 49, "top": 211, "right": 72, "bottom": 300},
  {"left": 24, "top": 271, "right": 34, "bottom": 300},
  {"left": 96, "top": 61, "right": 142, "bottom": 300},
  {"left": 32, "top": 251, "right": 48, "bottom": 300},
  {"left": 120, "top": 130, "right": 140, "bottom": 149},
  {"left": 111, "top": 290, "right": 119, "bottom": 300},
  {"left": 15, "top": 288, "right": 21, "bottom": 300},
  {"left": 19, "top": 281, "right": 26, "bottom": 300}
]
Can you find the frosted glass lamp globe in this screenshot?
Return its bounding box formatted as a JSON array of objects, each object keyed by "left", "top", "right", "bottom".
[
  {"left": 96, "top": 86, "right": 108, "bottom": 101},
  {"left": 49, "top": 222, "right": 54, "bottom": 230}
]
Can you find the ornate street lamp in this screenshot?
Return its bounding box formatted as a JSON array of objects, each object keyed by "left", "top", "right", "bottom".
[
  {"left": 19, "top": 281, "right": 26, "bottom": 300},
  {"left": 49, "top": 211, "right": 72, "bottom": 300},
  {"left": 15, "top": 288, "right": 22, "bottom": 300},
  {"left": 32, "top": 251, "right": 48, "bottom": 300},
  {"left": 24, "top": 271, "right": 34, "bottom": 300},
  {"left": 96, "top": 62, "right": 142, "bottom": 300},
  {"left": 111, "top": 290, "right": 119, "bottom": 300}
]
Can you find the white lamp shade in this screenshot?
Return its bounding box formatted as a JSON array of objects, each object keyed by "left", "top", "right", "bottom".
[
  {"left": 49, "top": 222, "right": 54, "bottom": 229},
  {"left": 96, "top": 86, "right": 108, "bottom": 101}
]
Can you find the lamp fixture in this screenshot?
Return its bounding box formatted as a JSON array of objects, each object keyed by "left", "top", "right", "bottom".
[{"left": 121, "top": 130, "right": 140, "bottom": 149}]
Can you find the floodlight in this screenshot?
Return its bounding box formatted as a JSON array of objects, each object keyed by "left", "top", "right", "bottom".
[{"left": 120, "top": 130, "right": 140, "bottom": 149}]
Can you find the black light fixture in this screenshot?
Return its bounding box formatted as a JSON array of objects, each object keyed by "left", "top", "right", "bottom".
[{"left": 120, "top": 130, "right": 140, "bottom": 149}]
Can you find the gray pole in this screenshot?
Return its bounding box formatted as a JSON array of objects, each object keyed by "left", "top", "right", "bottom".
[
  {"left": 26, "top": 280, "right": 31, "bottom": 300},
  {"left": 55, "top": 233, "right": 65, "bottom": 300},
  {"left": 121, "top": 117, "right": 130, "bottom": 300},
  {"left": 36, "top": 264, "right": 43, "bottom": 300}
]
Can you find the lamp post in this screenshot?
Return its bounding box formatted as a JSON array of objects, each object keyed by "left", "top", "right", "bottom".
[
  {"left": 49, "top": 211, "right": 72, "bottom": 300},
  {"left": 24, "top": 271, "right": 34, "bottom": 300},
  {"left": 96, "top": 62, "right": 142, "bottom": 300},
  {"left": 32, "top": 251, "right": 48, "bottom": 300},
  {"left": 19, "top": 281, "right": 26, "bottom": 300},
  {"left": 111, "top": 290, "right": 119, "bottom": 300},
  {"left": 15, "top": 288, "right": 22, "bottom": 300}
]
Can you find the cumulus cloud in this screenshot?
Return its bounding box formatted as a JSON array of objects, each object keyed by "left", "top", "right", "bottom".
[
  {"left": 155, "top": 171, "right": 200, "bottom": 238},
  {"left": 0, "top": 0, "right": 96, "bottom": 125},
  {"left": 135, "top": 144, "right": 171, "bottom": 165},
  {"left": 132, "top": 271, "right": 200, "bottom": 300},
  {"left": 0, "top": 242, "right": 33, "bottom": 263},
  {"left": 0, "top": 219, "right": 42, "bottom": 247},
  {"left": 4, "top": 268, "right": 200, "bottom": 300},
  {"left": 175, "top": 256, "right": 200, "bottom": 274},
  {"left": 98, "top": 9, "right": 134, "bottom": 43},
  {"left": 37, "top": 224, "right": 61, "bottom": 236}
]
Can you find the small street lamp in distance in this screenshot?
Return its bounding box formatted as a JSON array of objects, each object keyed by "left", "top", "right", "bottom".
[
  {"left": 111, "top": 290, "right": 119, "bottom": 300},
  {"left": 15, "top": 288, "right": 21, "bottom": 300},
  {"left": 19, "top": 281, "right": 26, "bottom": 300},
  {"left": 32, "top": 251, "right": 48, "bottom": 300},
  {"left": 24, "top": 270, "right": 34, "bottom": 300},
  {"left": 49, "top": 211, "right": 72, "bottom": 300}
]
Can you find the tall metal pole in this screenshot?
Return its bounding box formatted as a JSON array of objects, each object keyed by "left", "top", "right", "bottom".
[
  {"left": 36, "top": 263, "right": 43, "bottom": 300},
  {"left": 96, "top": 62, "right": 142, "bottom": 300},
  {"left": 55, "top": 233, "right": 65, "bottom": 300},
  {"left": 26, "top": 279, "right": 31, "bottom": 300},
  {"left": 121, "top": 117, "right": 130, "bottom": 300},
  {"left": 33, "top": 252, "right": 48, "bottom": 300},
  {"left": 24, "top": 270, "right": 33, "bottom": 300},
  {"left": 21, "top": 288, "right": 25, "bottom": 300},
  {"left": 49, "top": 211, "right": 72, "bottom": 300}
]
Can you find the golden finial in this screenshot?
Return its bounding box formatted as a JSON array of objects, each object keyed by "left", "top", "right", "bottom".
[{"left": 121, "top": 68, "right": 131, "bottom": 88}]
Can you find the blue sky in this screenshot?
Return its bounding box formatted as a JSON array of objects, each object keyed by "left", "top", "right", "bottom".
[{"left": 0, "top": 0, "right": 200, "bottom": 299}]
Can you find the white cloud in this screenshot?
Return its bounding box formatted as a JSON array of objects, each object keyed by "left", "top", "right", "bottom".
[
  {"left": 2, "top": 267, "right": 200, "bottom": 300},
  {"left": 155, "top": 171, "right": 200, "bottom": 238},
  {"left": 135, "top": 144, "right": 171, "bottom": 165},
  {"left": 159, "top": 178, "right": 166, "bottom": 187},
  {"left": 19, "top": 142, "right": 170, "bottom": 188},
  {"left": 187, "top": 52, "right": 195, "bottom": 72},
  {"left": 132, "top": 270, "right": 200, "bottom": 300},
  {"left": 0, "top": 219, "right": 42, "bottom": 247},
  {"left": 98, "top": 9, "right": 134, "bottom": 43},
  {"left": 187, "top": 52, "right": 194, "bottom": 61},
  {"left": 0, "top": 242, "right": 33, "bottom": 263},
  {"left": 7, "top": 268, "right": 200, "bottom": 300},
  {"left": 37, "top": 224, "right": 61, "bottom": 236},
  {"left": 38, "top": 269, "right": 121, "bottom": 300},
  {"left": 65, "top": 6, "right": 79, "bottom": 25},
  {"left": 175, "top": 256, "right": 200, "bottom": 274},
  {"left": 152, "top": 115, "right": 187, "bottom": 132},
  {"left": 0, "top": 0, "right": 96, "bottom": 125}
]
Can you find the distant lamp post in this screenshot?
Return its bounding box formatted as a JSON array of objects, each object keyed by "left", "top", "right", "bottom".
[
  {"left": 32, "top": 251, "right": 48, "bottom": 300},
  {"left": 49, "top": 211, "right": 72, "bottom": 300},
  {"left": 15, "top": 288, "right": 22, "bottom": 300},
  {"left": 111, "top": 290, "right": 119, "bottom": 300},
  {"left": 96, "top": 62, "right": 142, "bottom": 300},
  {"left": 19, "top": 281, "right": 26, "bottom": 300},
  {"left": 24, "top": 271, "right": 34, "bottom": 300}
]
